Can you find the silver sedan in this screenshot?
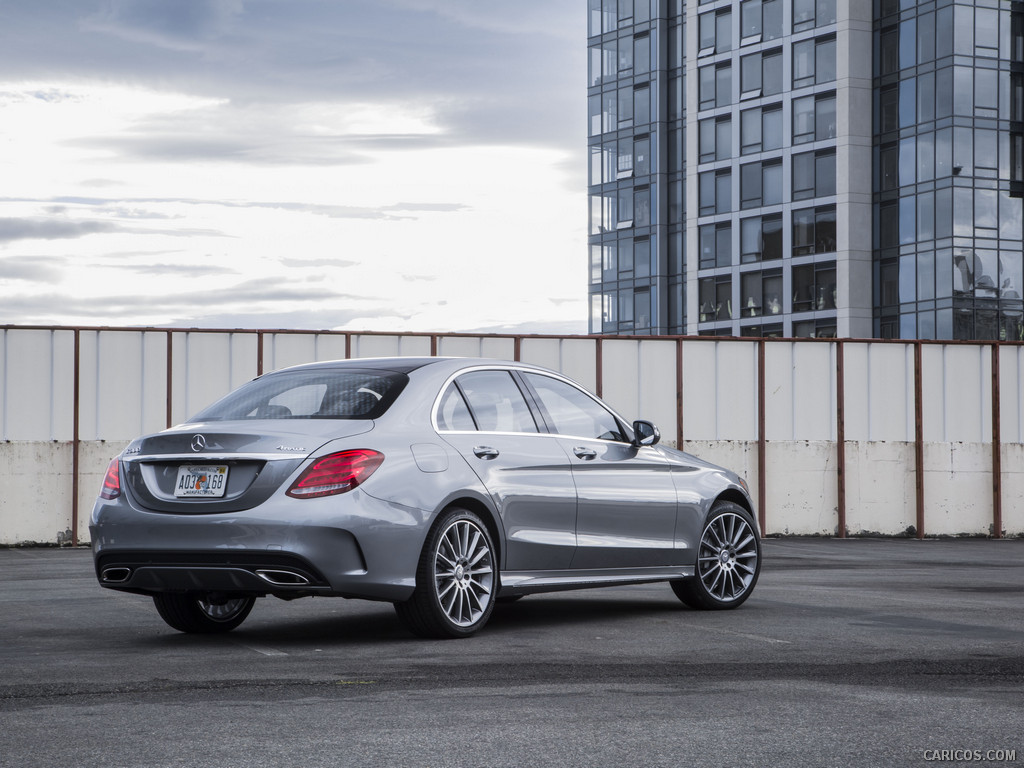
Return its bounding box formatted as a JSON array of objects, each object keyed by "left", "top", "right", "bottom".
[{"left": 91, "top": 357, "right": 761, "bottom": 638}]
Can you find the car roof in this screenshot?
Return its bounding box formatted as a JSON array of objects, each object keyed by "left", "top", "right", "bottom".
[
  {"left": 264, "top": 357, "right": 442, "bottom": 375},
  {"left": 269, "top": 357, "right": 527, "bottom": 376}
]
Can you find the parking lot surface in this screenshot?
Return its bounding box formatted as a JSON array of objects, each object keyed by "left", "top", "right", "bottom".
[{"left": 1, "top": 539, "right": 1023, "bottom": 768}]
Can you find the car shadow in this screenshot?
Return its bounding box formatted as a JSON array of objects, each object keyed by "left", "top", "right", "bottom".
[{"left": 137, "top": 591, "right": 693, "bottom": 650}]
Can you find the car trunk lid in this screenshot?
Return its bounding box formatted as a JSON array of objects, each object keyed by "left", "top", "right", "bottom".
[{"left": 121, "top": 420, "right": 373, "bottom": 513}]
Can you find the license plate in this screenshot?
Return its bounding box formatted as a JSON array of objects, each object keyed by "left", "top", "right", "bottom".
[{"left": 174, "top": 465, "right": 229, "bottom": 498}]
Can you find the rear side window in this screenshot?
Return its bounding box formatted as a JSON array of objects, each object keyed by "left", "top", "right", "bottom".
[
  {"left": 454, "top": 371, "right": 538, "bottom": 433},
  {"left": 189, "top": 370, "right": 408, "bottom": 421},
  {"left": 436, "top": 383, "right": 477, "bottom": 431}
]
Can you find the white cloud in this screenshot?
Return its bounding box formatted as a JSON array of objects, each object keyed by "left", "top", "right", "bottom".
[{"left": 0, "top": 2, "right": 588, "bottom": 334}]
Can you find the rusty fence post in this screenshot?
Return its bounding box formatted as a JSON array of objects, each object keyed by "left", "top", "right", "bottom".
[
  {"left": 836, "top": 340, "right": 847, "bottom": 538},
  {"left": 757, "top": 339, "right": 767, "bottom": 535},
  {"left": 913, "top": 342, "right": 925, "bottom": 539},
  {"left": 71, "top": 329, "right": 81, "bottom": 547},
  {"left": 991, "top": 343, "right": 1003, "bottom": 539}
]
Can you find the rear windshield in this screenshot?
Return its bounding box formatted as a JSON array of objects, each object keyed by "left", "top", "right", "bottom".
[{"left": 188, "top": 369, "right": 408, "bottom": 422}]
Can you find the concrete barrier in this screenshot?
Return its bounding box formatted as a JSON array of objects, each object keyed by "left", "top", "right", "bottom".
[{"left": 1, "top": 326, "right": 1020, "bottom": 544}]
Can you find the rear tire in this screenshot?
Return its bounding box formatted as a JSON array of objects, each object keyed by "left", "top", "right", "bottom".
[
  {"left": 672, "top": 501, "right": 760, "bottom": 610},
  {"left": 395, "top": 508, "right": 496, "bottom": 639},
  {"left": 153, "top": 593, "right": 255, "bottom": 633}
]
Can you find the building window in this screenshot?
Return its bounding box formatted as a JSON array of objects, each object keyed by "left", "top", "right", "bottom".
[
  {"left": 740, "top": 0, "right": 782, "bottom": 43},
  {"left": 634, "top": 288, "right": 652, "bottom": 330},
  {"left": 700, "top": 63, "right": 732, "bottom": 109},
  {"left": 793, "top": 35, "right": 836, "bottom": 90},
  {"left": 792, "top": 149, "right": 836, "bottom": 200},
  {"left": 879, "top": 27, "right": 898, "bottom": 76},
  {"left": 741, "top": 48, "right": 783, "bottom": 97},
  {"left": 792, "top": 205, "right": 837, "bottom": 256},
  {"left": 793, "top": 319, "right": 838, "bottom": 338},
  {"left": 699, "top": 222, "right": 733, "bottom": 268},
  {"left": 667, "top": 127, "right": 682, "bottom": 172},
  {"left": 699, "top": 116, "right": 732, "bottom": 162},
  {"left": 740, "top": 158, "right": 783, "bottom": 209},
  {"left": 669, "top": 179, "right": 683, "bottom": 222},
  {"left": 633, "top": 84, "right": 651, "bottom": 125},
  {"left": 617, "top": 188, "right": 634, "bottom": 228},
  {"left": 634, "top": 185, "right": 651, "bottom": 227},
  {"left": 792, "top": 92, "right": 836, "bottom": 144},
  {"left": 699, "top": 169, "right": 732, "bottom": 214},
  {"left": 740, "top": 103, "right": 783, "bottom": 154},
  {"left": 793, "top": 262, "right": 837, "bottom": 312},
  {"left": 618, "top": 85, "right": 634, "bottom": 127},
  {"left": 741, "top": 322, "right": 784, "bottom": 337},
  {"left": 634, "top": 237, "right": 652, "bottom": 278},
  {"left": 699, "top": 276, "right": 733, "bottom": 322},
  {"left": 634, "top": 136, "right": 650, "bottom": 177},
  {"left": 616, "top": 36, "right": 634, "bottom": 74},
  {"left": 790, "top": 264, "right": 831, "bottom": 313},
  {"left": 739, "top": 269, "right": 783, "bottom": 318},
  {"left": 634, "top": 34, "right": 650, "bottom": 75},
  {"left": 740, "top": 214, "right": 783, "bottom": 263},
  {"left": 699, "top": 8, "right": 732, "bottom": 55},
  {"left": 793, "top": 0, "right": 836, "bottom": 33},
  {"left": 879, "top": 85, "right": 899, "bottom": 133}
]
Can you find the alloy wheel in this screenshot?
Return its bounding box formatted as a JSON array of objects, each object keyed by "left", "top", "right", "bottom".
[
  {"left": 432, "top": 518, "right": 494, "bottom": 627},
  {"left": 697, "top": 511, "right": 759, "bottom": 602}
]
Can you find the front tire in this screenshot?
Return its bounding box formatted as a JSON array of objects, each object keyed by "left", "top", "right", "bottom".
[
  {"left": 395, "top": 508, "right": 496, "bottom": 639},
  {"left": 153, "top": 593, "right": 255, "bottom": 633},
  {"left": 672, "top": 501, "right": 761, "bottom": 610}
]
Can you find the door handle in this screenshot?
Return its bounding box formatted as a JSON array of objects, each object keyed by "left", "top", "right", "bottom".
[
  {"left": 573, "top": 446, "right": 598, "bottom": 459},
  {"left": 473, "top": 446, "right": 500, "bottom": 459}
]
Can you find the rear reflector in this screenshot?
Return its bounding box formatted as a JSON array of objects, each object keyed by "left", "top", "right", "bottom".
[
  {"left": 286, "top": 449, "right": 384, "bottom": 499},
  {"left": 100, "top": 457, "right": 121, "bottom": 500}
]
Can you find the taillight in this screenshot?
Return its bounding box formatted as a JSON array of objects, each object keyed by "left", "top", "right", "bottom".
[
  {"left": 286, "top": 450, "right": 384, "bottom": 499},
  {"left": 100, "top": 457, "right": 121, "bottom": 500}
]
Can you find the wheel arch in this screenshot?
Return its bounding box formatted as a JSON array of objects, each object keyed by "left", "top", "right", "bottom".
[
  {"left": 441, "top": 496, "right": 504, "bottom": 572},
  {"left": 714, "top": 488, "right": 755, "bottom": 517}
]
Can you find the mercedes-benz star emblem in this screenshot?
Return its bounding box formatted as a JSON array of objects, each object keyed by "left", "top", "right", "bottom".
[{"left": 190, "top": 434, "right": 207, "bottom": 452}]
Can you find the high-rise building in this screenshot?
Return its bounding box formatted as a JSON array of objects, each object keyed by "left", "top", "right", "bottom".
[{"left": 587, "top": 0, "right": 1024, "bottom": 340}]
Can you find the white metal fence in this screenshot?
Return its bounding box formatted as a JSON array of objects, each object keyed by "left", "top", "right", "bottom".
[{"left": 1, "top": 325, "right": 1021, "bottom": 544}]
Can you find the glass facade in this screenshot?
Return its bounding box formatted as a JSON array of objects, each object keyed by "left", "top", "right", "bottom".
[
  {"left": 588, "top": 0, "right": 679, "bottom": 334},
  {"left": 874, "top": 0, "right": 1024, "bottom": 341},
  {"left": 588, "top": 0, "right": 1024, "bottom": 341}
]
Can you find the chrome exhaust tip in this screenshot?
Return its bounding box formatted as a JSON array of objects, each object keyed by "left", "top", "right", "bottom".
[
  {"left": 254, "top": 569, "right": 310, "bottom": 587},
  {"left": 101, "top": 567, "right": 132, "bottom": 583}
]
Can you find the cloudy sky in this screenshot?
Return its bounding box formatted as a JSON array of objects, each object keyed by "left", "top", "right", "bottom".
[{"left": 0, "top": 0, "right": 587, "bottom": 334}]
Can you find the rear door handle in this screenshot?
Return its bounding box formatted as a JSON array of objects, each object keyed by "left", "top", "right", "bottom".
[
  {"left": 573, "top": 446, "right": 598, "bottom": 460},
  {"left": 473, "top": 446, "right": 500, "bottom": 459}
]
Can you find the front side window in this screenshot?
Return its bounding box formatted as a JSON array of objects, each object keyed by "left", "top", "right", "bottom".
[{"left": 524, "top": 374, "right": 627, "bottom": 442}]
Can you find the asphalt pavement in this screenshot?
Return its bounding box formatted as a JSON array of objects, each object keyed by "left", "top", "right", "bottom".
[{"left": 1, "top": 539, "right": 1023, "bottom": 768}]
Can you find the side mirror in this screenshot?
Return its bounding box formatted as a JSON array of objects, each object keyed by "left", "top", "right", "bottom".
[{"left": 632, "top": 419, "right": 660, "bottom": 447}]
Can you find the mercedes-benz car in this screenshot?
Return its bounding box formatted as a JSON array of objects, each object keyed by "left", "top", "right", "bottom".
[{"left": 91, "top": 357, "right": 761, "bottom": 638}]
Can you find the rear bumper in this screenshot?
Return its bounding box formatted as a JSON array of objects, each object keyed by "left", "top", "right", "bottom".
[
  {"left": 94, "top": 549, "right": 336, "bottom": 598},
  {"left": 90, "top": 489, "right": 432, "bottom": 602}
]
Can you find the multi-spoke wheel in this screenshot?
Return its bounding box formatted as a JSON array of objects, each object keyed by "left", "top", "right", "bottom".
[
  {"left": 395, "top": 508, "right": 496, "bottom": 638},
  {"left": 672, "top": 501, "right": 761, "bottom": 610},
  {"left": 152, "top": 593, "right": 256, "bottom": 633}
]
